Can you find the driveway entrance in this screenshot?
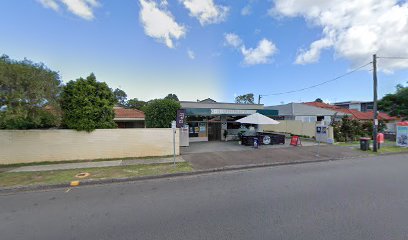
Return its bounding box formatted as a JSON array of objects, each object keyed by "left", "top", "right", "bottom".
[{"left": 181, "top": 141, "right": 368, "bottom": 170}]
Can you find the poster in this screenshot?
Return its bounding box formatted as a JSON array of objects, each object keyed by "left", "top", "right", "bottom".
[
  {"left": 397, "top": 124, "right": 408, "bottom": 147},
  {"left": 199, "top": 122, "right": 206, "bottom": 132}
]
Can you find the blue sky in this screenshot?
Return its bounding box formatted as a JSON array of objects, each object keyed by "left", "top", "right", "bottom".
[{"left": 1, "top": 0, "right": 408, "bottom": 105}]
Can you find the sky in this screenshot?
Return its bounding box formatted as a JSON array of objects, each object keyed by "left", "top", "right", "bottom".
[{"left": 1, "top": 0, "right": 408, "bottom": 105}]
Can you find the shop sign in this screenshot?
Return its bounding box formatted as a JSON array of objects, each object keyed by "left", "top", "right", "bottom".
[{"left": 210, "top": 109, "right": 256, "bottom": 115}]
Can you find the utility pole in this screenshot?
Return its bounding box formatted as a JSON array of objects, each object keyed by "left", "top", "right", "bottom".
[
  {"left": 373, "top": 54, "right": 378, "bottom": 152},
  {"left": 258, "top": 95, "right": 262, "bottom": 104}
]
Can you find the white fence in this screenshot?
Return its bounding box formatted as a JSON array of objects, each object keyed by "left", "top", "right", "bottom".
[
  {"left": 262, "top": 120, "right": 317, "bottom": 138},
  {"left": 0, "top": 129, "right": 179, "bottom": 164}
]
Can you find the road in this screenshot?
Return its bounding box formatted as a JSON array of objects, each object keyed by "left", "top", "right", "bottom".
[{"left": 1, "top": 154, "right": 408, "bottom": 240}]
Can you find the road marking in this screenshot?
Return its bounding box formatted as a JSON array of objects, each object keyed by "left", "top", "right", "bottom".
[{"left": 65, "top": 188, "right": 71, "bottom": 193}]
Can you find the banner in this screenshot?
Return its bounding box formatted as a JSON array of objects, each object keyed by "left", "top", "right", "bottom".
[{"left": 176, "top": 109, "right": 186, "bottom": 128}]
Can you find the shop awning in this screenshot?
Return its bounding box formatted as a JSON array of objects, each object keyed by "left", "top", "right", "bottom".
[{"left": 235, "top": 113, "right": 280, "bottom": 125}]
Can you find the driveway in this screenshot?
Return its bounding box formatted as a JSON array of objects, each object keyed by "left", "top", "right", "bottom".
[
  {"left": 182, "top": 143, "right": 369, "bottom": 170},
  {"left": 181, "top": 139, "right": 316, "bottom": 154}
]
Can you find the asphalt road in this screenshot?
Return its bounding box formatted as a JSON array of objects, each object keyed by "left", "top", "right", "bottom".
[{"left": 1, "top": 154, "right": 408, "bottom": 240}]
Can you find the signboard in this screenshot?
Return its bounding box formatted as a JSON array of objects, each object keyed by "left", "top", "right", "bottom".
[
  {"left": 176, "top": 109, "right": 186, "bottom": 128},
  {"left": 316, "top": 125, "right": 329, "bottom": 142},
  {"left": 397, "top": 122, "right": 408, "bottom": 147},
  {"left": 290, "top": 136, "right": 302, "bottom": 146},
  {"left": 210, "top": 109, "right": 256, "bottom": 115},
  {"left": 184, "top": 108, "right": 278, "bottom": 116}
]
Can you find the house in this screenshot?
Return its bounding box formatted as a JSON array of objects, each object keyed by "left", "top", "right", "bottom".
[
  {"left": 265, "top": 102, "right": 347, "bottom": 124},
  {"left": 304, "top": 102, "right": 398, "bottom": 121},
  {"left": 333, "top": 101, "right": 374, "bottom": 112},
  {"left": 305, "top": 102, "right": 399, "bottom": 132},
  {"left": 113, "top": 106, "right": 145, "bottom": 128},
  {"left": 179, "top": 98, "right": 278, "bottom": 141}
]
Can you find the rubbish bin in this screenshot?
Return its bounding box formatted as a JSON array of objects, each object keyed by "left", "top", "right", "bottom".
[
  {"left": 360, "top": 137, "right": 371, "bottom": 151},
  {"left": 253, "top": 137, "right": 259, "bottom": 149}
]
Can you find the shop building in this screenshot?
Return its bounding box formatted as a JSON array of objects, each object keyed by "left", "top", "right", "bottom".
[{"left": 179, "top": 99, "right": 278, "bottom": 142}]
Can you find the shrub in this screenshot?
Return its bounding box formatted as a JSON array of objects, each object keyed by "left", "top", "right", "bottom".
[{"left": 144, "top": 99, "right": 181, "bottom": 128}]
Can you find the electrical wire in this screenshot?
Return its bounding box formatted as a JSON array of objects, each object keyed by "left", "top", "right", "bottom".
[
  {"left": 261, "top": 62, "right": 372, "bottom": 97},
  {"left": 377, "top": 56, "right": 408, "bottom": 60}
]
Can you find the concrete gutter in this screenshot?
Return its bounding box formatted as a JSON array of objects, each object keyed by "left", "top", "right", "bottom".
[{"left": 1, "top": 152, "right": 407, "bottom": 195}]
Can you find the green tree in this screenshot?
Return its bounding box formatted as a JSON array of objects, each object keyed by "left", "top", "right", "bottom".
[
  {"left": 113, "top": 88, "right": 127, "bottom": 106},
  {"left": 144, "top": 99, "right": 181, "bottom": 128},
  {"left": 164, "top": 93, "right": 179, "bottom": 101},
  {"left": 0, "top": 54, "right": 61, "bottom": 129},
  {"left": 126, "top": 98, "right": 147, "bottom": 110},
  {"left": 235, "top": 93, "right": 255, "bottom": 104},
  {"left": 60, "top": 73, "right": 117, "bottom": 131},
  {"left": 314, "top": 98, "right": 323, "bottom": 103},
  {"left": 378, "top": 83, "right": 408, "bottom": 119}
]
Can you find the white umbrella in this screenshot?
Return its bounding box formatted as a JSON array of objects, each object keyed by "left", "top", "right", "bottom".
[{"left": 235, "top": 113, "right": 280, "bottom": 125}]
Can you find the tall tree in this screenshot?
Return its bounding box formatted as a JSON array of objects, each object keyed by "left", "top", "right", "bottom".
[
  {"left": 315, "top": 98, "right": 323, "bottom": 103},
  {"left": 378, "top": 83, "right": 408, "bottom": 119},
  {"left": 164, "top": 93, "right": 179, "bottom": 101},
  {"left": 144, "top": 99, "right": 180, "bottom": 128},
  {"left": 60, "top": 73, "right": 117, "bottom": 131},
  {"left": 0, "top": 55, "right": 61, "bottom": 129},
  {"left": 235, "top": 93, "right": 254, "bottom": 104},
  {"left": 113, "top": 88, "right": 127, "bottom": 106},
  {"left": 126, "top": 98, "right": 147, "bottom": 110}
]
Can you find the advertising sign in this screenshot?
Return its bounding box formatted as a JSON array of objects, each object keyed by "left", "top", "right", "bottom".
[
  {"left": 397, "top": 122, "right": 408, "bottom": 147},
  {"left": 176, "top": 109, "right": 186, "bottom": 128}
]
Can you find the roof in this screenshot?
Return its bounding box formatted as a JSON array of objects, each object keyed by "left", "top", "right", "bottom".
[
  {"left": 114, "top": 107, "right": 145, "bottom": 120},
  {"left": 397, "top": 122, "right": 408, "bottom": 126},
  {"left": 265, "top": 103, "right": 346, "bottom": 116},
  {"left": 199, "top": 98, "right": 217, "bottom": 103},
  {"left": 179, "top": 100, "right": 264, "bottom": 110},
  {"left": 304, "top": 102, "right": 398, "bottom": 121},
  {"left": 334, "top": 101, "right": 373, "bottom": 105}
]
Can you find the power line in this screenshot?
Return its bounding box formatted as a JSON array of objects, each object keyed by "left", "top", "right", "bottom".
[
  {"left": 377, "top": 56, "right": 408, "bottom": 60},
  {"left": 261, "top": 62, "right": 372, "bottom": 97}
]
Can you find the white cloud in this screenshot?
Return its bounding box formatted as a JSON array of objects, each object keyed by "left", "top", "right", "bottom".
[
  {"left": 187, "top": 49, "right": 195, "bottom": 59},
  {"left": 38, "top": 0, "right": 60, "bottom": 11},
  {"left": 241, "top": 39, "right": 277, "bottom": 65},
  {"left": 241, "top": 5, "right": 252, "bottom": 16},
  {"left": 38, "top": 0, "right": 99, "bottom": 20},
  {"left": 139, "top": 0, "right": 186, "bottom": 48},
  {"left": 224, "top": 33, "right": 277, "bottom": 65},
  {"left": 224, "top": 33, "right": 243, "bottom": 48},
  {"left": 180, "top": 0, "right": 229, "bottom": 25},
  {"left": 61, "top": 0, "right": 99, "bottom": 20},
  {"left": 270, "top": 0, "right": 408, "bottom": 71}
]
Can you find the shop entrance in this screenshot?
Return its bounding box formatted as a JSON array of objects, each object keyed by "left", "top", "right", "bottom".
[{"left": 208, "top": 122, "right": 222, "bottom": 141}]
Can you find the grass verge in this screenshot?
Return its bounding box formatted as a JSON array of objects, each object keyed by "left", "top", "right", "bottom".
[
  {"left": 375, "top": 146, "right": 408, "bottom": 154},
  {"left": 0, "top": 155, "right": 174, "bottom": 168},
  {"left": 0, "top": 162, "right": 193, "bottom": 188}
]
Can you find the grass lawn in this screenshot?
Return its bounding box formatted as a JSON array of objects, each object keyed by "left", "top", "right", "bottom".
[
  {"left": 0, "top": 162, "right": 193, "bottom": 188},
  {"left": 335, "top": 141, "right": 360, "bottom": 147},
  {"left": 375, "top": 146, "right": 408, "bottom": 154}
]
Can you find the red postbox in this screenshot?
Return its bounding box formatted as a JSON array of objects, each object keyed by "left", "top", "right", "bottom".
[
  {"left": 377, "top": 133, "right": 384, "bottom": 149},
  {"left": 377, "top": 133, "right": 384, "bottom": 144}
]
